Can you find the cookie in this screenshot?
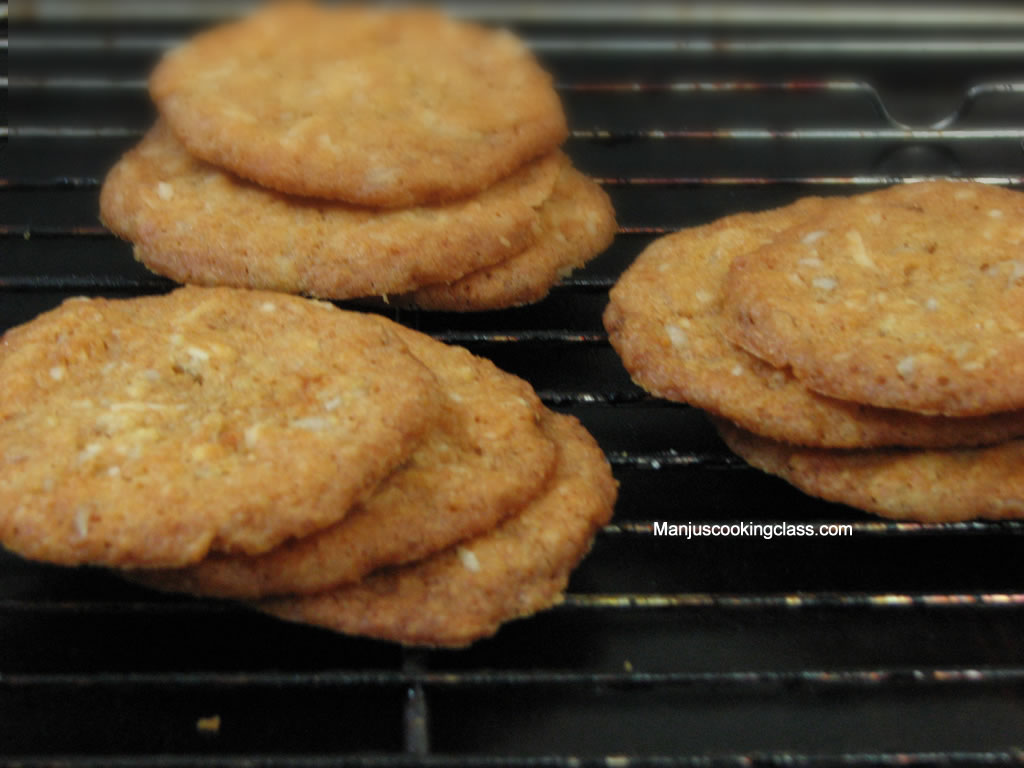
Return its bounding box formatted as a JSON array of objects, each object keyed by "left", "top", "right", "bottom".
[
  {"left": 404, "top": 161, "right": 617, "bottom": 311},
  {"left": 0, "top": 287, "right": 442, "bottom": 569},
  {"left": 723, "top": 181, "right": 1024, "bottom": 416},
  {"left": 128, "top": 323, "right": 559, "bottom": 598},
  {"left": 149, "top": 3, "right": 567, "bottom": 207},
  {"left": 715, "top": 417, "right": 1024, "bottom": 523},
  {"left": 605, "top": 198, "right": 1024, "bottom": 448},
  {"left": 256, "top": 411, "right": 618, "bottom": 648},
  {"left": 100, "top": 122, "right": 561, "bottom": 300}
]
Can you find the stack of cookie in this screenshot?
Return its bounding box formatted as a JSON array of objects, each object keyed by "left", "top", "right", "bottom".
[
  {"left": 0, "top": 287, "right": 617, "bottom": 646},
  {"left": 99, "top": 2, "right": 616, "bottom": 311},
  {"left": 605, "top": 180, "right": 1024, "bottom": 522}
]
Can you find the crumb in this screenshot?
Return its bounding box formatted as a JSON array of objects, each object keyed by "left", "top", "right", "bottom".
[{"left": 196, "top": 714, "right": 221, "bottom": 734}]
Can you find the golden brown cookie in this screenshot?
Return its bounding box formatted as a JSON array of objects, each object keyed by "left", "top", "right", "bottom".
[
  {"left": 256, "top": 411, "right": 618, "bottom": 648},
  {"left": 605, "top": 197, "right": 1024, "bottom": 448},
  {"left": 723, "top": 181, "right": 1024, "bottom": 416},
  {"left": 100, "top": 122, "right": 561, "bottom": 300},
  {"left": 403, "top": 162, "right": 617, "bottom": 311},
  {"left": 127, "top": 323, "right": 559, "bottom": 598},
  {"left": 150, "top": 3, "right": 567, "bottom": 207},
  {"left": 0, "top": 287, "right": 442, "bottom": 569},
  {"left": 715, "top": 417, "right": 1024, "bottom": 523}
]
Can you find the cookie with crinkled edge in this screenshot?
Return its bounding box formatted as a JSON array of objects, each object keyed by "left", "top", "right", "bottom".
[
  {"left": 0, "top": 286, "right": 443, "bottom": 568},
  {"left": 723, "top": 181, "right": 1024, "bottom": 416},
  {"left": 403, "top": 162, "right": 616, "bottom": 311},
  {"left": 150, "top": 3, "right": 568, "bottom": 207},
  {"left": 255, "top": 411, "right": 617, "bottom": 648},
  {"left": 604, "top": 197, "right": 1024, "bottom": 448},
  {"left": 127, "top": 322, "right": 559, "bottom": 598},
  {"left": 714, "top": 417, "right": 1024, "bottom": 523},
  {"left": 100, "top": 122, "right": 561, "bottom": 300}
]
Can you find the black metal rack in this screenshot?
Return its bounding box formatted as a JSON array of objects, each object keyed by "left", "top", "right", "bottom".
[{"left": 3, "top": 2, "right": 1024, "bottom": 764}]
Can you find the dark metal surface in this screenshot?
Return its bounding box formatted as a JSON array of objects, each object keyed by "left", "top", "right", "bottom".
[{"left": 3, "top": 3, "right": 1024, "bottom": 765}]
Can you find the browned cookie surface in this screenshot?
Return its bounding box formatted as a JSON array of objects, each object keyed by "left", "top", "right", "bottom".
[
  {"left": 605, "top": 197, "right": 1024, "bottom": 448},
  {"left": 723, "top": 181, "right": 1024, "bottom": 416},
  {"left": 100, "top": 123, "right": 560, "bottom": 300},
  {"left": 716, "top": 418, "right": 1024, "bottom": 523},
  {"left": 129, "top": 323, "right": 558, "bottom": 598},
  {"left": 150, "top": 3, "right": 567, "bottom": 207},
  {"left": 256, "top": 412, "right": 618, "bottom": 648},
  {"left": 0, "top": 287, "right": 442, "bottom": 568},
  {"left": 405, "top": 162, "right": 616, "bottom": 311}
]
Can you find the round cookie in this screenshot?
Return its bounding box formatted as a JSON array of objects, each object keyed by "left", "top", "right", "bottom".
[
  {"left": 150, "top": 3, "right": 567, "bottom": 207},
  {"left": 128, "top": 323, "right": 559, "bottom": 598},
  {"left": 256, "top": 412, "right": 618, "bottom": 648},
  {"left": 605, "top": 198, "right": 1024, "bottom": 448},
  {"left": 100, "top": 123, "right": 561, "bottom": 300},
  {"left": 723, "top": 181, "right": 1024, "bottom": 416},
  {"left": 715, "top": 417, "right": 1024, "bottom": 523},
  {"left": 404, "top": 162, "right": 617, "bottom": 311},
  {"left": 0, "top": 287, "right": 442, "bottom": 569}
]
